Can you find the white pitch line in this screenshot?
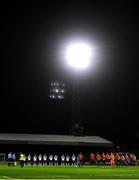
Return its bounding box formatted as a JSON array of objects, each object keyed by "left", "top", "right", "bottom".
[{"left": 2, "top": 176, "right": 14, "bottom": 179}]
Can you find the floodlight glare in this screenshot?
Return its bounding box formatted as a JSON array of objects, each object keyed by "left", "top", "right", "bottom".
[
  {"left": 55, "top": 89, "right": 59, "bottom": 93},
  {"left": 66, "top": 42, "right": 92, "bottom": 69}
]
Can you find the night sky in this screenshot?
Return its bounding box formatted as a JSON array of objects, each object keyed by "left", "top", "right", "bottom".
[{"left": 1, "top": 1, "right": 138, "bottom": 147}]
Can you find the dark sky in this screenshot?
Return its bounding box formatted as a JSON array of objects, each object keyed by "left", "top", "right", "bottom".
[{"left": 1, "top": 1, "right": 139, "bottom": 146}]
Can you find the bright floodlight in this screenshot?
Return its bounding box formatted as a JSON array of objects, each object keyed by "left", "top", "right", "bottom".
[{"left": 66, "top": 42, "right": 92, "bottom": 69}]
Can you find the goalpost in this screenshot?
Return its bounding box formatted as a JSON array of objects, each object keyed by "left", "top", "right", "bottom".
[{"left": 0, "top": 153, "right": 6, "bottom": 164}]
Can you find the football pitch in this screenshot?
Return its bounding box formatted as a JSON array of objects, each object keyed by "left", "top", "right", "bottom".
[{"left": 0, "top": 165, "right": 139, "bottom": 179}]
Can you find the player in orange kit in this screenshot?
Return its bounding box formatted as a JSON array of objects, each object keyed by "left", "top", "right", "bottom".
[
  {"left": 96, "top": 153, "right": 101, "bottom": 165},
  {"left": 115, "top": 153, "right": 121, "bottom": 166},
  {"left": 90, "top": 152, "right": 95, "bottom": 165},
  {"left": 110, "top": 153, "right": 115, "bottom": 166},
  {"left": 106, "top": 153, "right": 111, "bottom": 166},
  {"left": 101, "top": 153, "right": 106, "bottom": 166}
]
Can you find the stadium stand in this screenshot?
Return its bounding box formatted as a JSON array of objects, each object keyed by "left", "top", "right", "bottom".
[{"left": 0, "top": 133, "right": 113, "bottom": 146}]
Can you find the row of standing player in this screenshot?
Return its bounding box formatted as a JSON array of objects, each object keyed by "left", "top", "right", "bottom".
[
  {"left": 7, "top": 152, "right": 83, "bottom": 167},
  {"left": 26, "top": 153, "right": 84, "bottom": 166},
  {"left": 24, "top": 152, "right": 137, "bottom": 166},
  {"left": 89, "top": 152, "right": 137, "bottom": 166},
  {"left": 7, "top": 152, "right": 137, "bottom": 167}
]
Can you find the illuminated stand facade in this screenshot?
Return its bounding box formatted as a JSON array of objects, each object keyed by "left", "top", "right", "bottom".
[{"left": 49, "top": 81, "right": 66, "bottom": 100}]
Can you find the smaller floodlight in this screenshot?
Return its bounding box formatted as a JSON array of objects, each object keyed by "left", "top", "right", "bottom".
[
  {"left": 49, "top": 81, "right": 66, "bottom": 100},
  {"left": 58, "top": 95, "right": 64, "bottom": 99},
  {"left": 55, "top": 89, "right": 59, "bottom": 93}
]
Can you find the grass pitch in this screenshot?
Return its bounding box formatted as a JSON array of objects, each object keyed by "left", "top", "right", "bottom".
[{"left": 0, "top": 165, "right": 139, "bottom": 179}]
